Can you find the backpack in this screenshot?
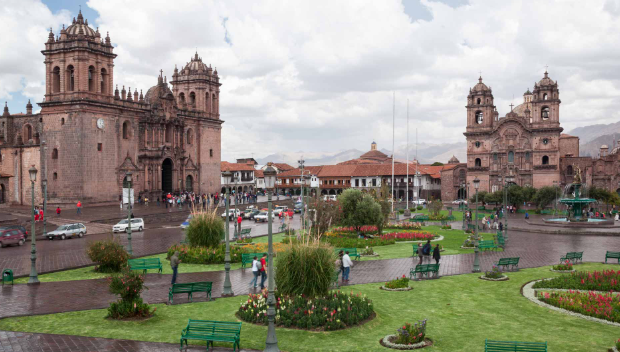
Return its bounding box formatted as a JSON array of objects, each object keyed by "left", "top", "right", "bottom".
[{"left": 255, "top": 260, "right": 262, "bottom": 270}]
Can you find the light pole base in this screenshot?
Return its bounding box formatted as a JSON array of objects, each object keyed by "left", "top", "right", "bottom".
[
  {"left": 27, "top": 277, "right": 40, "bottom": 285},
  {"left": 221, "top": 292, "right": 235, "bottom": 297}
]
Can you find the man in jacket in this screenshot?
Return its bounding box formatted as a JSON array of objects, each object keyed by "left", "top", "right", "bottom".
[
  {"left": 342, "top": 251, "right": 353, "bottom": 282},
  {"left": 422, "top": 240, "right": 432, "bottom": 263},
  {"left": 260, "top": 254, "right": 267, "bottom": 289},
  {"left": 170, "top": 251, "right": 181, "bottom": 285},
  {"left": 250, "top": 256, "right": 260, "bottom": 288}
]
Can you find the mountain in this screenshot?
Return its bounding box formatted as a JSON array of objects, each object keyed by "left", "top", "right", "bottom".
[
  {"left": 255, "top": 149, "right": 365, "bottom": 166},
  {"left": 568, "top": 121, "right": 620, "bottom": 145},
  {"left": 579, "top": 133, "right": 620, "bottom": 157}
]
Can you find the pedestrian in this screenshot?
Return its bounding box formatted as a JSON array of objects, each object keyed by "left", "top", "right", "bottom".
[
  {"left": 423, "top": 239, "right": 432, "bottom": 263},
  {"left": 417, "top": 243, "right": 424, "bottom": 265},
  {"left": 39, "top": 208, "right": 44, "bottom": 222},
  {"left": 433, "top": 243, "right": 441, "bottom": 265},
  {"left": 342, "top": 251, "right": 353, "bottom": 282},
  {"left": 145, "top": 197, "right": 149, "bottom": 207},
  {"left": 34, "top": 207, "right": 40, "bottom": 222},
  {"left": 250, "top": 256, "right": 260, "bottom": 288},
  {"left": 170, "top": 251, "right": 181, "bottom": 285},
  {"left": 120, "top": 200, "right": 123, "bottom": 210},
  {"left": 525, "top": 211, "right": 529, "bottom": 219},
  {"left": 157, "top": 197, "right": 160, "bottom": 207},
  {"left": 260, "top": 254, "right": 267, "bottom": 289},
  {"left": 499, "top": 221, "right": 503, "bottom": 232},
  {"left": 336, "top": 250, "right": 344, "bottom": 280},
  {"left": 237, "top": 215, "right": 243, "bottom": 236},
  {"left": 56, "top": 206, "right": 61, "bottom": 217},
  {"left": 76, "top": 201, "right": 82, "bottom": 215}
]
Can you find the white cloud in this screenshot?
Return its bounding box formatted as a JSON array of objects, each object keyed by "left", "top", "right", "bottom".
[{"left": 4, "top": 0, "right": 620, "bottom": 161}]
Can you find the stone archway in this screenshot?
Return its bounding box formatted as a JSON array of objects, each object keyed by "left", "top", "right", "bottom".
[
  {"left": 321, "top": 189, "right": 327, "bottom": 195},
  {"left": 0, "top": 184, "right": 4, "bottom": 204},
  {"left": 329, "top": 189, "right": 336, "bottom": 195},
  {"left": 186, "top": 175, "right": 193, "bottom": 192},
  {"left": 221, "top": 187, "right": 226, "bottom": 194},
  {"left": 162, "top": 158, "right": 173, "bottom": 193}
]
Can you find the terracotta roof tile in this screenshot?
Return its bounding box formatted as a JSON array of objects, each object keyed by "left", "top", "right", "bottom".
[
  {"left": 254, "top": 170, "right": 264, "bottom": 177},
  {"left": 220, "top": 161, "right": 255, "bottom": 172},
  {"left": 317, "top": 165, "right": 358, "bottom": 177},
  {"left": 273, "top": 163, "right": 295, "bottom": 171}
]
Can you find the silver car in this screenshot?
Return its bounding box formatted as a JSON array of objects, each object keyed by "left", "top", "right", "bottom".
[{"left": 47, "top": 223, "right": 87, "bottom": 240}]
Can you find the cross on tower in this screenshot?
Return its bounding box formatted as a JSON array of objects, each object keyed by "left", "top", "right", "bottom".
[
  {"left": 160, "top": 69, "right": 163, "bottom": 77},
  {"left": 545, "top": 64, "right": 549, "bottom": 71},
  {"left": 509, "top": 103, "right": 514, "bottom": 111}
]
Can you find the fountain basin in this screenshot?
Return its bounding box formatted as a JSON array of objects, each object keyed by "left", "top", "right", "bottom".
[{"left": 542, "top": 217, "right": 615, "bottom": 227}]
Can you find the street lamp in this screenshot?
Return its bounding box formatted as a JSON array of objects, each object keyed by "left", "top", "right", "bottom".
[
  {"left": 472, "top": 177, "right": 480, "bottom": 273},
  {"left": 263, "top": 163, "right": 279, "bottom": 352},
  {"left": 461, "top": 183, "right": 466, "bottom": 230},
  {"left": 28, "top": 165, "right": 39, "bottom": 284},
  {"left": 125, "top": 171, "right": 133, "bottom": 255},
  {"left": 553, "top": 180, "right": 558, "bottom": 216},
  {"left": 233, "top": 173, "right": 239, "bottom": 239},
  {"left": 41, "top": 140, "right": 48, "bottom": 243},
  {"left": 221, "top": 170, "right": 234, "bottom": 297}
]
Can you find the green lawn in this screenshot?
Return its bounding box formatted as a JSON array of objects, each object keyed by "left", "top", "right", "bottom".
[
  {"left": 2, "top": 263, "right": 617, "bottom": 352},
  {"left": 407, "top": 207, "right": 465, "bottom": 221}
]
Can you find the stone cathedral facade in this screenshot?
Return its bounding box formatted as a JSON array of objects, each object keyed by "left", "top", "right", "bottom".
[{"left": 0, "top": 11, "right": 222, "bottom": 206}]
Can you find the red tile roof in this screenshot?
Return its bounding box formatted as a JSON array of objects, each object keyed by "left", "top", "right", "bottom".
[
  {"left": 317, "top": 165, "right": 358, "bottom": 177},
  {"left": 276, "top": 167, "right": 322, "bottom": 178},
  {"left": 254, "top": 170, "right": 264, "bottom": 177},
  {"left": 221, "top": 161, "right": 256, "bottom": 172},
  {"left": 273, "top": 163, "right": 295, "bottom": 172}
]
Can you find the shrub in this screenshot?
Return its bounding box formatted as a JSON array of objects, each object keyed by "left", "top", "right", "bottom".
[
  {"left": 416, "top": 205, "right": 423, "bottom": 210},
  {"left": 167, "top": 243, "right": 285, "bottom": 264},
  {"left": 339, "top": 189, "right": 384, "bottom": 233},
  {"left": 186, "top": 209, "right": 225, "bottom": 248},
  {"left": 532, "top": 270, "right": 620, "bottom": 291},
  {"left": 107, "top": 269, "right": 153, "bottom": 319},
  {"left": 553, "top": 260, "right": 573, "bottom": 271},
  {"left": 332, "top": 225, "right": 378, "bottom": 234},
  {"left": 284, "top": 228, "right": 296, "bottom": 236},
  {"left": 484, "top": 265, "right": 504, "bottom": 279},
  {"left": 394, "top": 320, "right": 427, "bottom": 345},
  {"left": 538, "top": 290, "right": 620, "bottom": 323},
  {"left": 107, "top": 298, "right": 153, "bottom": 319},
  {"left": 441, "top": 224, "right": 452, "bottom": 229},
  {"left": 380, "top": 232, "right": 435, "bottom": 242},
  {"left": 238, "top": 290, "right": 374, "bottom": 331},
  {"left": 87, "top": 239, "right": 129, "bottom": 273},
  {"left": 387, "top": 222, "right": 422, "bottom": 231},
  {"left": 275, "top": 242, "right": 335, "bottom": 297},
  {"left": 616, "top": 338, "right": 620, "bottom": 350},
  {"left": 385, "top": 276, "right": 409, "bottom": 289},
  {"left": 235, "top": 236, "right": 252, "bottom": 244}
]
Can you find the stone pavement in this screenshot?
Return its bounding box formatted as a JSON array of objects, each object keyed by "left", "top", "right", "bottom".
[{"left": 0, "top": 331, "right": 260, "bottom": 352}]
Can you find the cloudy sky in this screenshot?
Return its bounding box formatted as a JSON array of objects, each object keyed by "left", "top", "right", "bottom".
[{"left": 2, "top": 0, "right": 620, "bottom": 162}]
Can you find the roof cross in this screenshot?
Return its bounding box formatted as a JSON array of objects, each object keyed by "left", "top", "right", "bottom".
[{"left": 509, "top": 103, "right": 514, "bottom": 111}]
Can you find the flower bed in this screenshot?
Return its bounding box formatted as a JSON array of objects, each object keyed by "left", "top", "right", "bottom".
[
  {"left": 380, "top": 336, "right": 432, "bottom": 350},
  {"left": 379, "top": 320, "right": 429, "bottom": 349},
  {"left": 382, "top": 276, "right": 411, "bottom": 290},
  {"left": 480, "top": 265, "right": 508, "bottom": 281},
  {"left": 167, "top": 243, "right": 285, "bottom": 265},
  {"left": 387, "top": 222, "right": 423, "bottom": 231},
  {"left": 237, "top": 290, "right": 374, "bottom": 331},
  {"left": 321, "top": 236, "right": 396, "bottom": 248},
  {"left": 537, "top": 290, "right": 620, "bottom": 323},
  {"left": 380, "top": 232, "right": 436, "bottom": 242},
  {"left": 552, "top": 260, "right": 574, "bottom": 272},
  {"left": 532, "top": 270, "right": 620, "bottom": 292},
  {"left": 332, "top": 225, "right": 378, "bottom": 234}
]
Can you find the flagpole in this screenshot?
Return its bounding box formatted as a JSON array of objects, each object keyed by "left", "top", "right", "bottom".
[
  {"left": 415, "top": 128, "right": 418, "bottom": 205},
  {"left": 391, "top": 92, "right": 395, "bottom": 215},
  {"left": 406, "top": 99, "right": 409, "bottom": 210}
]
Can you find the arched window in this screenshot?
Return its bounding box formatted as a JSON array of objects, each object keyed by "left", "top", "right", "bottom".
[
  {"left": 88, "top": 66, "right": 95, "bottom": 92},
  {"left": 52, "top": 66, "right": 61, "bottom": 93},
  {"left": 475, "top": 111, "right": 483, "bottom": 124},
  {"left": 205, "top": 92, "right": 210, "bottom": 112},
  {"left": 61, "top": 118, "right": 65, "bottom": 126},
  {"left": 122, "top": 121, "right": 129, "bottom": 139},
  {"left": 53, "top": 172, "right": 57, "bottom": 180},
  {"left": 212, "top": 94, "right": 216, "bottom": 113},
  {"left": 165, "top": 125, "right": 172, "bottom": 143},
  {"left": 542, "top": 107, "right": 550, "bottom": 120},
  {"left": 475, "top": 158, "right": 481, "bottom": 167},
  {"left": 67, "top": 65, "right": 75, "bottom": 91},
  {"left": 186, "top": 175, "right": 193, "bottom": 192},
  {"left": 179, "top": 93, "right": 185, "bottom": 104},
  {"left": 100, "top": 68, "right": 107, "bottom": 94},
  {"left": 493, "top": 153, "right": 498, "bottom": 162},
  {"left": 525, "top": 152, "right": 531, "bottom": 161},
  {"left": 542, "top": 155, "right": 549, "bottom": 165},
  {"left": 123, "top": 176, "right": 130, "bottom": 188},
  {"left": 189, "top": 92, "right": 196, "bottom": 106},
  {"left": 567, "top": 165, "right": 573, "bottom": 175},
  {"left": 508, "top": 151, "right": 514, "bottom": 163},
  {"left": 186, "top": 129, "right": 193, "bottom": 144},
  {"left": 486, "top": 99, "right": 489, "bottom": 104},
  {"left": 543, "top": 93, "right": 548, "bottom": 100},
  {"left": 52, "top": 148, "right": 58, "bottom": 159},
  {"left": 24, "top": 124, "right": 33, "bottom": 142},
  {"left": 476, "top": 98, "right": 481, "bottom": 105}
]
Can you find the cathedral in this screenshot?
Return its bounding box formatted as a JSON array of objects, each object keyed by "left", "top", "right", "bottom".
[{"left": 0, "top": 11, "right": 222, "bottom": 206}]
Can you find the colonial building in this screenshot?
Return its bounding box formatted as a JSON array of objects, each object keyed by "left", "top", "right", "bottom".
[{"left": 0, "top": 10, "right": 222, "bottom": 206}]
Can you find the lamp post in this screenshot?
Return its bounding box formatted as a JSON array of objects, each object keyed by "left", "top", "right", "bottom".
[
  {"left": 27, "top": 165, "right": 39, "bottom": 284},
  {"left": 504, "top": 176, "right": 513, "bottom": 240},
  {"left": 553, "top": 180, "right": 558, "bottom": 216},
  {"left": 41, "top": 140, "right": 48, "bottom": 243},
  {"left": 461, "top": 183, "right": 466, "bottom": 230},
  {"left": 126, "top": 171, "right": 133, "bottom": 255},
  {"left": 263, "top": 163, "right": 279, "bottom": 352},
  {"left": 472, "top": 177, "right": 480, "bottom": 273},
  {"left": 233, "top": 173, "right": 239, "bottom": 239},
  {"left": 298, "top": 158, "right": 305, "bottom": 231},
  {"left": 221, "top": 170, "right": 234, "bottom": 297}
]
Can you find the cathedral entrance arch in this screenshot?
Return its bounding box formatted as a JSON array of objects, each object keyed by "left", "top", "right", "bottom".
[
  {"left": 186, "top": 175, "right": 193, "bottom": 192},
  {"left": 162, "top": 158, "right": 173, "bottom": 193}
]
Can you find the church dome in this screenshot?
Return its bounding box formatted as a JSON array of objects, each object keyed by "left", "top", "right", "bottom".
[
  {"left": 183, "top": 53, "right": 209, "bottom": 73},
  {"left": 537, "top": 71, "right": 555, "bottom": 86},
  {"left": 65, "top": 10, "right": 96, "bottom": 37},
  {"left": 145, "top": 80, "right": 174, "bottom": 105},
  {"left": 448, "top": 155, "right": 460, "bottom": 164},
  {"left": 472, "top": 76, "right": 490, "bottom": 92}
]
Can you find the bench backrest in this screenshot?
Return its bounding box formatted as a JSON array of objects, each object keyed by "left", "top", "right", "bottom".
[
  {"left": 485, "top": 340, "right": 547, "bottom": 352},
  {"left": 240, "top": 228, "right": 251, "bottom": 234},
  {"left": 192, "top": 282, "right": 213, "bottom": 291},
  {"left": 415, "top": 264, "right": 439, "bottom": 270},
  {"left": 498, "top": 257, "right": 519, "bottom": 265},
  {"left": 606, "top": 251, "right": 620, "bottom": 257},
  {"left": 129, "top": 258, "right": 160, "bottom": 266},
  {"left": 335, "top": 248, "right": 357, "bottom": 254},
  {"left": 186, "top": 319, "right": 242, "bottom": 335}
]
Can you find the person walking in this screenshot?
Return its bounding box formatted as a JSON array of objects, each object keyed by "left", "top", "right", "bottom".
[
  {"left": 170, "top": 251, "right": 181, "bottom": 285},
  {"left": 423, "top": 240, "right": 432, "bottom": 263},
  {"left": 237, "top": 215, "right": 243, "bottom": 237},
  {"left": 145, "top": 197, "right": 149, "bottom": 207},
  {"left": 250, "top": 256, "right": 260, "bottom": 289},
  {"left": 157, "top": 197, "right": 160, "bottom": 207},
  {"left": 417, "top": 243, "right": 424, "bottom": 265},
  {"left": 260, "top": 254, "right": 267, "bottom": 289},
  {"left": 342, "top": 251, "right": 353, "bottom": 282},
  {"left": 39, "top": 208, "right": 44, "bottom": 223},
  {"left": 433, "top": 243, "right": 441, "bottom": 265},
  {"left": 76, "top": 201, "right": 82, "bottom": 215},
  {"left": 336, "top": 250, "right": 344, "bottom": 281},
  {"left": 56, "top": 206, "right": 61, "bottom": 217}
]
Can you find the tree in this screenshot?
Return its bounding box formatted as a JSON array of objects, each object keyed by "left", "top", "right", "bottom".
[
  {"left": 484, "top": 190, "right": 502, "bottom": 204},
  {"left": 522, "top": 185, "right": 537, "bottom": 203},
  {"left": 308, "top": 195, "right": 342, "bottom": 237},
  {"left": 373, "top": 183, "right": 392, "bottom": 234},
  {"left": 339, "top": 188, "right": 383, "bottom": 234},
  {"left": 430, "top": 162, "right": 444, "bottom": 166},
  {"left": 507, "top": 185, "right": 525, "bottom": 209},
  {"left": 428, "top": 199, "right": 443, "bottom": 217},
  {"left": 532, "top": 186, "right": 559, "bottom": 209},
  {"left": 470, "top": 190, "right": 488, "bottom": 205}
]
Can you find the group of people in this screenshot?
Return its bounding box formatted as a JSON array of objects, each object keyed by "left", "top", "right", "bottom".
[
  {"left": 335, "top": 250, "right": 354, "bottom": 282},
  {"left": 416, "top": 240, "right": 441, "bottom": 265},
  {"left": 250, "top": 254, "right": 268, "bottom": 289},
  {"left": 33, "top": 206, "right": 44, "bottom": 222}
]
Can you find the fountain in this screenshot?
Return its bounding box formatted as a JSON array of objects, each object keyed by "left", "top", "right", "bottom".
[{"left": 543, "top": 166, "right": 613, "bottom": 226}]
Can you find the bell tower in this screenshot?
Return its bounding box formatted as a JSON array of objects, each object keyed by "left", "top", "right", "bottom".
[
  {"left": 170, "top": 52, "right": 221, "bottom": 118},
  {"left": 466, "top": 76, "right": 496, "bottom": 131},
  {"left": 531, "top": 70, "right": 561, "bottom": 126},
  {"left": 42, "top": 10, "right": 116, "bottom": 102}
]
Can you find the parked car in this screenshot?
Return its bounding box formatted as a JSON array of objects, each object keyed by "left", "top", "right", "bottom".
[
  {"left": 244, "top": 209, "right": 261, "bottom": 220},
  {"left": 180, "top": 215, "right": 192, "bottom": 229},
  {"left": 0, "top": 225, "right": 28, "bottom": 241},
  {"left": 47, "top": 223, "right": 87, "bottom": 240},
  {"left": 323, "top": 195, "right": 337, "bottom": 201},
  {"left": 452, "top": 199, "right": 468, "bottom": 205},
  {"left": 254, "top": 211, "right": 268, "bottom": 223},
  {"left": 221, "top": 209, "right": 242, "bottom": 220},
  {"left": 294, "top": 203, "right": 303, "bottom": 213},
  {"left": 0, "top": 228, "right": 25, "bottom": 247},
  {"left": 113, "top": 218, "right": 144, "bottom": 233},
  {"left": 273, "top": 206, "right": 288, "bottom": 215},
  {"left": 413, "top": 199, "right": 427, "bottom": 205}
]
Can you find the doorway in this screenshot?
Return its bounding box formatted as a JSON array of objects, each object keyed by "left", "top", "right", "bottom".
[{"left": 162, "top": 158, "right": 173, "bottom": 193}]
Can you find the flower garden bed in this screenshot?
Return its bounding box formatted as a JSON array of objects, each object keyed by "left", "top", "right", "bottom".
[
  {"left": 380, "top": 336, "right": 433, "bottom": 350},
  {"left": 237, "top": 290, "right": 374, "bottom": 331},
  {"left": 537, "top": 290, "right": 620, "bottom": 323},
  {"left": 379, "top": 232, "right": 438, "bottom": 242},
  {"left": 532, "top": 270, "right": 620, "bottom": 292},
  {"left": 381, "top": 277, "right": 412, "bottom": 291},
  {"left": 380, "top": 286, "right": 413, "bottom": 291},
  {"left": 479, "top": 275, "right": 509, "bottom": 281},
  {"left": 549, "top": 268, "right": 575, "bottom": 273}
]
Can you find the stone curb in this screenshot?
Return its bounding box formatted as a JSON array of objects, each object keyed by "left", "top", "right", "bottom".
[
  {"left": 381, "top": 335, "right": 429, "bottom": 349},
  {"left": 380, "top": 286, "right": 413, "bottom": 291},
  {"left": 479, "top": 275, "right": 509, "bottom": 281}
]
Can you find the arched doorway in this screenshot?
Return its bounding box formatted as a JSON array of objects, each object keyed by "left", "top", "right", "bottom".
[
  {"left": 457, "top": 187, "right": 467, "bottom": 200},
  {"left": 186, "top": 175, "right": 193, "bottom": 192},
  {"left": 221, "top": 187, "right": 226, "bottom": 194},
  {"left": 328, "top": 189, "right": 336, "bottom": 195},
  {"left": 321, "top": 189, "right": 327, "bottom": 195},
  {"left": 0, "top": 184, "right": 4, "bottom": 204},
  {"left": 162, "top": 158, "right": 173, "bottom": 193}
]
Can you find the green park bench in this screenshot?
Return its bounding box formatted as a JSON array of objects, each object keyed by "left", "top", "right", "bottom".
[
  {"left": 484, "top": 339, "right": 547, "bottom": 352},
  {"left": 168, "top": 281, "right": 213, "bottom": 304},
  {"left": 409, "top": 215, "right": 429, "bottom": 223},
  {"left": 234, "top": 228, "right": 252, "bottom": 240},
  {"left": 560, "top": 251, "right": 583, "bottom": 264},
  {"left": 2, "top": 269, "right": 13, "bottom": 286},
  {"left": 128, "top": 258, "right": 162, "bottom": 274},
  {"left": 241, "top": 253, "right": 268, "bottom": 269},
  {"left": 447, "top": 215, "right": 456, "bottom": 221},
  {"left": 180, "top": 319, "right": 242, "bottom": 352},
  {"left": 334, "top": 248, "right": 361, "bottom": 260},
  {"left": 495, "top": 234, "right": 505, "bottom": 248},
  {"left": 605, "top": 251, "right": 620, "bottom": 264},
  {"left": 495, "top": 257, "right": 520, "bottom": 271},
  {"left": 409, "top": 263, "right": 440, "bottom": 280},
  {"left": 478, "top": 240, "right": 498, "bottom": 251}
]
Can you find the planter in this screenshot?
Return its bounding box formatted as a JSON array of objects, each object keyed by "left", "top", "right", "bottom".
[
  {"left": 549, "top": 268, "right": 575, "bottom": 273},
  {"left": 479, "top": 275, "right": 509, "bottom": 281},
  {"left": 612, "top": 346, "right": 619, "bottom": 352},
  {"left": 380, "top": 286, "right": 413, "bottom": 291},
  {"left": 380, "top": 335, "right": 433, "bottom": 350}
]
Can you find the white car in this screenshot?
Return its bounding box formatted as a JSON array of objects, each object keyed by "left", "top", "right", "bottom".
[
  {"left": 273, "top": 206, "right": 288, "bottom": 215},
  {"left": 254, "top": 211, "right": 269, "bottom": 223},
  {"left": 47, "top": 223, "right": 87, "bottom": 240},
  {"left": 452, "top": 199, "right": 468, "bottom": 205},
  {"left": 113, "top": 218, "right": 144, "bottom": 233},
  {"left": 323, "top": 195, "right": 337, "bottom": 202},
  {"left": 221, "top": 209, "right": 241, "bottom": 220},
  {"left": 412, "top": 199, "right": 427, "bottom": 205}
]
